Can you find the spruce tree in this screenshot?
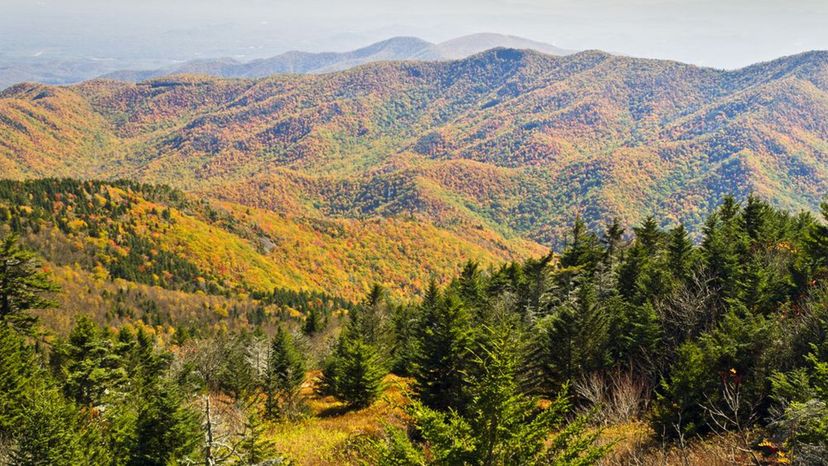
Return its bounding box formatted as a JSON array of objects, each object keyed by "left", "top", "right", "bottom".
[
  {"left": 58, "top": 316, "right": 127, "bottom": 408},
  {"left": 11, "top": 387, "right": 85, "bottom": 466},
  {"left": 531, "top": 284, "right": 609, "bottom": 396},
  {"left": 302, "top": 307, "right": 323, "bottom": 336},
  {"left": 667, "top": 224, "right": 695, "bottom": 283},
  {"left": 601, "top": 217, "right": 625, "bottom": 264},
  {"left": 411, "top": 290, "right": 473, "bottom": 412},
  {"left": 318, "top": 329, "right": 385, "bottom": 409},
  {"left": 127, "top": 380, "right": 200, "bottom": 466},
  {"left": 265, "top": 326, "right": 306, "bottom": 418},
  {"left": 0, "top": 235, "right": 57, "bottom": 334},
  {"left": 0, "top": 325, "right": 41, "bottom": 435}
]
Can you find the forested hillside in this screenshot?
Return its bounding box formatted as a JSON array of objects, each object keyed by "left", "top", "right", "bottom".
[
  {"left": 0, "top": 179, "right": 539, "bottom": 304},
  {"left": 1, "top": 49, "right": 827, "bottom": 246},
  {"left": 2, "top": 195, "right": 828, "bottom": 464}
]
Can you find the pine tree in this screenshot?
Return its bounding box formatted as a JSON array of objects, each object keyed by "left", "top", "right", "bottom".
[
  {"left": 407, "top": 321, "right": 609, "bottom": 465},
  {"left": 238, "top": 409, "right": 279, "bottom": 464},
  {"left": 667, "top": 224, "right": 695, "bottom": 283},
  {"left": 633, "top": 216, "right": 663, "bottom": 255},
  {"left": 601, "top": 218, "right": 625, "bottom": 264},
  {"left": 57, "top": 316, "right": 127, "bottom": 408},
  {"left": 318, "top": 330, "right": 385, "bottom": 409},
  {"left": 411, "top": 290, "right": 473, "bottom": 412},
  {"left": 265, "top": 326, "right": 306, "bottom": 418},
  {"left": 11, "top": 387, "right": 85, "bottom": 466},
  {"left": 807, "top": 201, "right": 828, "bottom": 277},
  {"left": 0, "top": 235, "right": 57, "bottom": 334},
  {"left": 531, "top": 284, "right": 609, "bottom": 396},
  {"left": 702, "top": 207, "right": 747, "bottom": 305},
  {"left": 302, "top": 307, "right": 323, "bottom": 336},
  {"left": 0, "top": 325, "right": 41, "bottom": 435},
  {"left": 127, "top": 380, "right": 200, "bottom": 466},
  {"left": 560, "top": 216, "right": 603, "bottom": 276}
]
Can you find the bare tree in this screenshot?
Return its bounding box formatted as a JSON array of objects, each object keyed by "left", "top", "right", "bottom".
[
  {"left": 576, "top": 369, "right": 650, "bottom": 425},
  {"left": 701, "top": 375, "right": 762, "bottom": 466}
]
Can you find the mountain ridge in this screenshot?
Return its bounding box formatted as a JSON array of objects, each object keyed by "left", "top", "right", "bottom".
[
  {"left": 1, "top": 49, "right": 827, "bottom": 251},
  {"left": 99, "top": 34, "right": 574, "bottom": 82}
]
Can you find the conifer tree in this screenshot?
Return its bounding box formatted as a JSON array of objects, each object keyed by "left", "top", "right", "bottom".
[
  {"left": 406, "top": 321, "right": 609, "bottom": 465},
  {"left": 57, "top": 316, "right": 127, "bottom": 408},
  {"left": 667, "top": 224, "right": 695, "bottom": 283},
  {"left": 265, "top": 326, "right": 306, "bottom": 418},
  {"left": 11, "top": 387, "right": 85, "bottom": 466},
  {"left": 601, "top": 218, "right": 625, "bottom": 264},
  {"left": 560, "top": 216, "right": 603, "bottom": 276},
  {"left": 0, "top": 325, "right": 41, "bottom": 435},
  {"left": 531, "top": 284, "right": 609, "bottom": 396},
  {"left": 0, "top": 235, "right": 57, "bottom": 334},
  {"left": 127, "top": 380, "right": 200, "bottom": 466},
  {"left": 318, "top": 330, "right": 385, "bottom": 409},
  {"left": 411, "top": 289, "right": 473, "bottom": 412},
  {"left": 238, "top": 409, "right": 279, "bottom": 465},
  {"left": 302, "top": 307, "right": 323, "bottom": 336}
]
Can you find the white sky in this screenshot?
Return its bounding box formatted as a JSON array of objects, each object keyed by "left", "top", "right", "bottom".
[{"left": 2, "top": 0, "right": 827, "bottom": 68}]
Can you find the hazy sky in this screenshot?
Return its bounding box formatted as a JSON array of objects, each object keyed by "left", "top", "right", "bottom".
[{"left": 2, "top": 0, "right": 827, "bottom": 68}]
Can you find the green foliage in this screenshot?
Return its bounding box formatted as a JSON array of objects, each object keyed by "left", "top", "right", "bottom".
[
  {"left": 530, "top": 283, "right": 610, "bottom": 396},
  {"left": 411, "top": 287, "right": 473, "bottom": 412},
  {"left": 126, "top": 379, "right": 201, "bottom": 466},
  {"left": 266, "top": 326, "right": 307, "bottom": 418},
  {"left": 651, "top": 308, "right": 776, "bottom": 438},
  {"left": 319, "top": 331, "right": 386, "bottom": 408},
  {"left": 0, "top": 234, "right": 57, "bottom": 334},
  {"left": 55, "top": 316, "right": 127, "bottom": 407},
  {"left": 405, "top": 322, "right": 608, "bottom": 465}
]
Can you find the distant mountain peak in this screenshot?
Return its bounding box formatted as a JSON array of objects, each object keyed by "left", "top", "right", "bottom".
[{"left": 98, "top": 33, "right": 574, "bottom": 83}]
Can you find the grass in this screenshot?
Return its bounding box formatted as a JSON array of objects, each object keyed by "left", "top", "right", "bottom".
[{"left": 268, "top": 372, "right": 411, "bottom": 465}]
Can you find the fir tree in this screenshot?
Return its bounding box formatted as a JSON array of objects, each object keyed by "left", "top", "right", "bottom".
[
  {"left": 667, "top": 224, "right": 695, "bottom": 283},
  {"left": 302, "top": 307, "right": 323, "bottom": 336},
  {"left": 318, "top": 330, "right": 385, "bottom": 409},
  {"left": 265, "top": 326, "right": 306, "bottom": 418},
  {"left": 411, "top": 290, "right": 473, "bottom": 412},
  {"left": 0, "top": 235, "right": 57, "bottom": 334},
  {"left": 57, "top": 316, "right": 127, "bottom": 408}
]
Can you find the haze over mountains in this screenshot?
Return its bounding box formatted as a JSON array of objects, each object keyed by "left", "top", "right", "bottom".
[
  {"left": 0, "top": 33, "right": 572, "bottom": 90},
  {"left": 2, "top": 47, "right": 827, "bottom": 266},
  {"left": 103, "top": 34, "right": 573, "bottom": 82}
]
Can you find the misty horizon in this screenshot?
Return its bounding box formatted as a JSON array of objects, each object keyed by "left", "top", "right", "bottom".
[{"left": 2, "top": 0, "right": 827, "bottom": 70}]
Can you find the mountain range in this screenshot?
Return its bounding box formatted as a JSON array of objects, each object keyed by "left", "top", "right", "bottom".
[
  {"left": 101, "top": 34, "right": 573, "bottom": 82},
  {"left": 1, "top": 47, "right": 827, "bottom": 295},
  {"left": 0, "top": 33, "right": 571, "bottom": 90}
]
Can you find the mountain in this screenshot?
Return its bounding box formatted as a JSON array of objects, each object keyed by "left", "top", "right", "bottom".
[
  {"left": 428, "top": 33, "right": 573, "bottom": 60},
  {"left": 1, "top": 49, "right": 827, "bottom": 255},
  {"left": 0, "top": 179, "right": 541, "bottom": 301},
  {"left": 100, "top": 34, "right": 572, "bottom": 82}
]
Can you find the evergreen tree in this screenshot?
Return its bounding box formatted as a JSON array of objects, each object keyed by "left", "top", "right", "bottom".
[
  {"left": 412, "top": 290, "right": 473, "bottom": 412},
  {"left": 667, "top": 224, "right": 695, "bottom": 283},
  {"left": 633, "top": 216, "right": 663, "bottom": 255},
  {"left": 127, "top": 380, "right": 200, "bottom": 466},
  {"left": 238, "top": 409, "right": 280, "bottom": 464},
  {"left": 57, "top": 316, "right": 127, "bottom": 408},
  {"left": 265, "top": 326, "right": 306, "bottom": 418},
  {"left": 531, "top": 284, "right": 609, "bottom": 396},
  {"left": 601, "top": 218, "right": 625, "bottom": 265},
  {"left": 318, "top": 330, "right": 385, "bottom": 409},
  {"left": 0, "top": 235, "right": 57, "bottom": 334},
  {"left": 406, "top": 322, "right": 609, "bottom": 465},
  {"left": 701, "top": 206, "right": 747, "bottom": 305},
  {"left": 560, "top": 216, "right": 603, "bottom": 277},
  {"left": 11, "top": 387, "right": 85, "bottom": 466},
  {"left": 302, "top": 307, "right": 323, "bottom": 336},
  {"left": 0, "top": 325, "right": 40, "bottom": 435}
]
